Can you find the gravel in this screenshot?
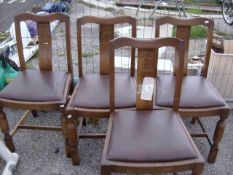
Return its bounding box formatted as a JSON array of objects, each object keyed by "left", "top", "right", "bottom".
[{"left": 0, "top": 109, "right": 232, "bottom": 175}]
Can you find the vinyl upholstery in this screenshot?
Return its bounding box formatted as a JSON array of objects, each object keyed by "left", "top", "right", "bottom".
[
  {"left": 0, "top": 70, "right": 68, "bottom": 102},
  {"left": 107, "top": 110, "right": 198, "bottom": 162},
  {"left": 71, "top": 74, "right": 136, "bottom": 109},
  {"left": 155, "top": 75, "right": 225, "bottom": 108}
]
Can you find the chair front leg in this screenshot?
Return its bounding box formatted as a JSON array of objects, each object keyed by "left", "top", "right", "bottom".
[
  {"left": 61, "top": 113, "right": 71, "bottom": 158},
  {"left": 192, "top": 164, "right": 204, "bottom": 175},
  {"left": 31, "top": 110, "right": 38, "bottom": 117},
  {"left": 101, "top": 166, "right": 111, "bottom": 175},
  {"left": 191, "top": 117, "right": 197, "bottom": 124},
  {"left": 83, "top": 117, "right": 87, "bottom": 126},
  {"left": 208, "top": 109, "right": 229, "bottom": 163},
  {"left": 67, "top": 115, "right": 80, "bottom": 165},
  {"left": 0, "top": 107, "right": 15, "bottom": 152}
]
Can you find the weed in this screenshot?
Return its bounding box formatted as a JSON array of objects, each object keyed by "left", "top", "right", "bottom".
[
  {"left": 83, "top": 51, "right": 98, "bottom": 58},
  {"left": 172, "top": 25, "right": 207, "bottom": 39},
  {"left": 88, "top": 118, "right": 99, "bottom": 127}
]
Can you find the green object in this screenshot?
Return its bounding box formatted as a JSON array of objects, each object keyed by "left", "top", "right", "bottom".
[
  {"left": 0, "top": 60, "right": 18, "bottom": 90},
  {"left": 172, "top": 25, "right": 207, "bottom": 39},
  {"left": 0, "top": 66, "right": 5, "bottom": 90}
]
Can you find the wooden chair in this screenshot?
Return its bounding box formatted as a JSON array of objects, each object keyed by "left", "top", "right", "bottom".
[
  {"left": 0, "top": 13, "right": 73, "bottom": 156},
  {"left": 101, "top": 37, "right": 205, "bottom": 175},
  {"left": 155, "top": 16, "right": 230, "bottom": 163},
  {"left": 65, "top": 16, "right": 137, "bottom": 165}
]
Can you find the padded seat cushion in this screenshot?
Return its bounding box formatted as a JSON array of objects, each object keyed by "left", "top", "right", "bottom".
[
  {"left": 107, "top": 110, "right": 198, "bottom": 162},
  {"left": 71, "top": 74, "right": 136, "bottom": 109},
  {"left": 156, "top": 75, "right": 225, "bottom": 108},
  {"left": 0, "top": 70, "right": 68, "bottom": 102}
]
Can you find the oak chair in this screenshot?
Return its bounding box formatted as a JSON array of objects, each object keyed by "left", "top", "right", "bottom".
[
  {"left": 101, "top": 37, "right": 205, "bottom": 175},
  {"left": 154, "top": 16, "right": 230, "bottom": 163},
  {"left": 65, "top": 16, "right": 137, "bottom": 165},
  {"left": 0, "top": 13, "right": 73, "bottom": 156}
]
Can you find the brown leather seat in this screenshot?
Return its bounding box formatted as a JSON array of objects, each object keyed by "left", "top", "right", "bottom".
[
  {"left": 107, "top": 110, "right": 198, "bottom": 162},
  {"left": 71, "top": 74, "right": 136, "bottom": 109},
  {"left": 0, "top": 70, "right": 68, "bottom": 102},
  {"left": 155, "top": 75, "right": 226, "bottom": 108}
]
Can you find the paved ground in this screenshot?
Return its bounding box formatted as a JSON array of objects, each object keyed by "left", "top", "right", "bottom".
[
  {"left": 214, "top": 18, "right": 233, "bottom": 36},
  {"left": 0, "top": 0, "right": 45, "bottom": 32}
]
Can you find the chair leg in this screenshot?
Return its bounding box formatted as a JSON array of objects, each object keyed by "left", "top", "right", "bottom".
[
  {"left": 83, "top": 117, "right": 87, "bottom": 126},
  {"left": 31, "top": 110, "right": 38, "bottom": 117},
  {"left": 191, "top": 117, "right": 197, "bottom": 124},
  {"left": 0, "top": 107, "right": 15, "bottom": 152},
  {"left": 61, "top": 114, "right": 71, "bottom": 158},
  {"left": 192, "top": 165, "right": 204, "bottom": 175},
  {"left": 67, "top": 115, "right": 80, "bottom": 165},
  {"left": 101, "top": 166, "right": 111, "bottom": 175},
  {"left": 208, "top": 109, "right": 229, "bottom": 163}
]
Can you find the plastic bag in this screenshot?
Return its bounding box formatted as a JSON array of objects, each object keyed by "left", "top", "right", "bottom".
[
  {"left": 0, "top": 65, "right": 5, "bottom": 90},
  {"left": 0, "top": 61, "right": 18, "bottom": 90},
  {"left": 0, "top": 47, "right": 19, "bottom": 90}
]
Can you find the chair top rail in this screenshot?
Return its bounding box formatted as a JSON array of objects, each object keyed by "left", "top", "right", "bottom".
[
  {"left": 15, "top": 12, "right": 70, "bottom": 23},
  {"left": 156, "top": 16, "right": 214, "bottom": 27},
  {"left": 76, "top": 15, "right": 136, "bottom": 26}
]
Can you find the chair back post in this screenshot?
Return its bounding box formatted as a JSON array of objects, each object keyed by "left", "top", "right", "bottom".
[
  {"left": 15, "top": 13, "right": 72, "bottom": 73},
  {"left": 130, "top": 20, "right": 137, "bottom": 77},
  {"left": 109, "top": 42, "right": 115, "bottom": 112},
  {"left": 109, "top": 37, "right": 185, "bottom": 112},
  {"left": 64, "top": 15, "right": 73, "bottom": 75},
  {"left": 15, "top": 15, "right": 27, "bottom": 71},
  {"left": 76, "top": 16, "right": 136, "bottom": 77},
  {"left": 155, "top": 16, "right": 213, "bottom": 76},
  {"left": 77, "top": 20, "right": 83, "bottom": 77},
  {"left": 173, "top": 40, "right": 185, "bottom": 111},
  {"left": 202, "top": 20, "right": 214, "bottom": 78}
]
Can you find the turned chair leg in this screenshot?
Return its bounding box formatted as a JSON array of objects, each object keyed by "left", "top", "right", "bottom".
[
  {"left": 191, "top": 117, "right": 197, "bottom": 124},
  {"left": 101, "top": 166, "right": 111, "bottom": 175},
  {"left": 83, "top": 117, "right": 87, "bottom": 126},
  {"left": 192, "top": 164, "right": 204, "bottom": 175},
  {"left": 0, "top": 107, "right": 15, "bottom": 152},
  {"left": 61, "top": 114, "right": 71, "bottom": 158},
  {"left": 67, "top": 115, "right": 80, "bottom": 165},
  {"left": 208, "top": 109, "right": 229, "bottom": 163},
  {"left": 31, "top": 110, "right": 38, "bottom": 117}
]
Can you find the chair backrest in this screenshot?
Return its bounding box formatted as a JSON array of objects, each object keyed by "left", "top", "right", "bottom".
[
  {"left": 208, "top": 49, "right": 233, "bottom": 98},
  {"left": 77, "top": 16, "right": 136, "bottom": 77},
  {"left": 155, "top": 16, "right": 214, "bottom": 77},
  {"left": 109, "top": 37, "right": 185, "bottom": 112},
  {"left": 15, "top": 12, "right": 73, "bottom": 74}
]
